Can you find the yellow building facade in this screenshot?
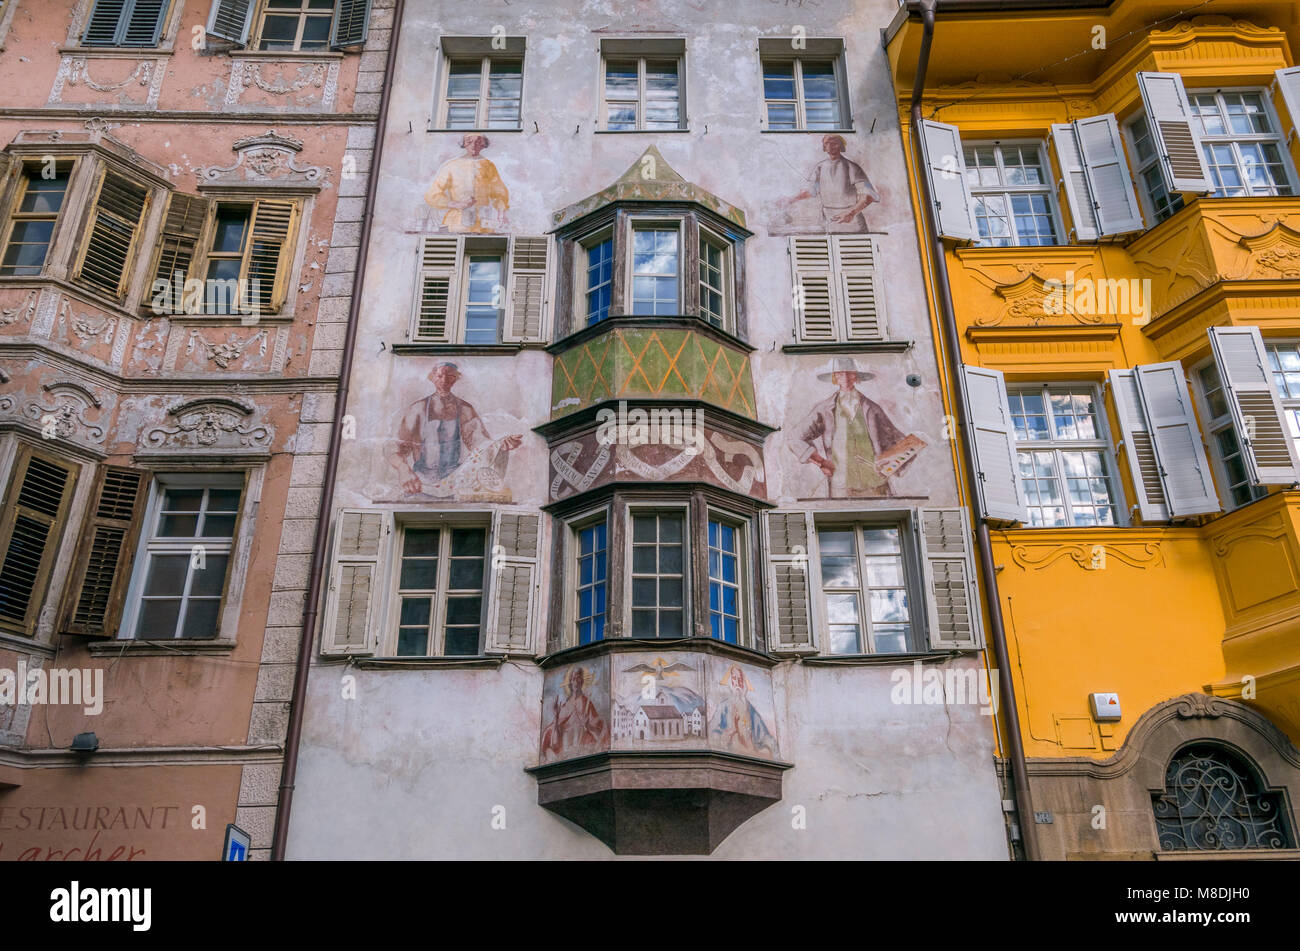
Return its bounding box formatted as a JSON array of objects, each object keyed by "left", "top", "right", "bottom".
[{"left": 888, "top": 1, "right": 1300, "bottom": 858}]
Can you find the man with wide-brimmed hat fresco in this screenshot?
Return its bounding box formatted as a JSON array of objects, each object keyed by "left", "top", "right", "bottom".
[{"left": 791, "top": 357, "right": 920, "bottom": 497}]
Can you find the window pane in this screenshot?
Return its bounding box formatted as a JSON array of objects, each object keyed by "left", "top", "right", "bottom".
[
  {"left": 463, "top": 256, "right": 502, "bottom": 345},
  {"left": 762, "top": 61, "right": 795, "bottom": 101},
  {"left": 20, "top": 172, "right": 69, "bottom": 214},
  {"left": 180, "top": 599, "right": 222, "bottom": 639},
  {"left": 143, "top": 554, "right": 189, "bottom": 597},
  {"left": 189, "top": 554, "right": 230, "bottom": 597},
  {"left": 447, "top": 61, "right": 482, "bottom": 99},
  {"left": 137, "top": 598, "right": 180, "bottom": 639}
]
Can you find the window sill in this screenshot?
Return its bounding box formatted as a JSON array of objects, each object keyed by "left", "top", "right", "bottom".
[
  {"left": 539, "top": 635, "right": 779, "bottom": 670},
  {"left": 88, "top": 638, "right": 238, "bottom": 656},
  {"left": 782, "top": 340, "right": 913, "bottom": 353},
  {"left": 760, "top": 127, "right": 855, "bottom": 134},
  {"left": 60, "top": 46, "right": 175, "bottom": 57},
  {"left": 0, "top": 630, "right": 55, "bottom": 656},
  {"left": 390, "top": 342, "right": 550, "bottom": 355},
  {"left": 349, "top": 655, "right": 508, "bottom": 670},
  {"left": 798, "top": 649, "right": 969, "bottom": 667},
  {"left": 594, "top": 128, "right": 691, "bottom": 134},
  {"left": 427, "top": 127, "right": 524, "bottom": 134},
  {"left": 228, "top": 49, "right": 345, "bottom": 60},
  {"left": 549, "top": 314, "right": 754, "bottom": 355}
]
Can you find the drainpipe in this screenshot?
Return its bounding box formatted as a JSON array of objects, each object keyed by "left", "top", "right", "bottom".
[
  {"left": 270, "top": 0, "right": 406, "bottom": 861},
  {"left": 906, "top": 0, "right": 1040, "bottom": 860}
]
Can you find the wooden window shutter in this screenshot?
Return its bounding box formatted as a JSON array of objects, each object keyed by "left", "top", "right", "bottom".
[
  {"left": 1108, "top": 369, "right": 1170, "bottom": 523},
  {"left": 916, "top": 507, "right": 983, "bottom": 650},
  {"left": 152, "top": 192, "right": 212, "bottom": 288},
  {"left": 789, "top": 236, "right": 837, "bottom": 342},
  {"left": 1209, "top": 326, "right": 1300, "bottom": 486},
  {"left": 918, "top": 119, "right": 977, "bottom": 240},
  {"left": 1136, "top": 72, "right": 1212, "bottom": 194},
  {"left": 833, "top": 234, "right": 886, "bottom": 340},
  {"left": 412, "top": 236, "right": 460, "bottom": 341},
  {"left": 321, "top": 509, "right": 392, "bottom": 655},
  {"left": 1050, "top": 122, "right": 1101, "bottom": 241},
  {"left": 59, "top": 466, "right": 149, "bottom": 637},
  {"left": 330, "top": 0, "right": 372, "bottom": 49},
  {"left": 1074, "top": 114, "right": 1143, "bottom": 236},
  {"left": 0, "top": 449, "right": 77, "bottom": 636},
  {"left": 485, "top": 511, "right": 541, "bottom": 654},
  {"left": 503, "top": 236, "right": 549, "bottom": 343},
  {"left": 960, "top": 364, "right": 1027, "bottom": 524},
  {"left": 206, "top": 0, "right": 253, "bottom": 45},
  {"left": 74, "top": 171, "right": 150, "bottom": 299},
  {"left": 1275, "top": 66, "right": 1300, "bottom": 140},
  {"left": 84, "top": 0, "right": 129, "bottom": 44},
  {"left": 1132, "top": 361, "right": 1220, "bottom": 516},
  {"left": 85, "top": 0, "right": 168, "bottom": 46},
  {"left": 245, "top": 199, "right": 298, "bottom": 316},
  {"left": 762, "top": 510, "right": 816, "bottom": 654}
]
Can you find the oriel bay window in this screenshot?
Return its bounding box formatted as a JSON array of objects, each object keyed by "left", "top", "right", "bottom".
[
  {"left": 553, "top": 491, "right": 760, "bottom": 651},
  {"left": 558, "top": 209, "right": 747, "bottom": 337}
]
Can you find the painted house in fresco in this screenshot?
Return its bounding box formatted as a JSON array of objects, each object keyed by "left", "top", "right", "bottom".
[
  {"left": 286, "top": 0, "right": 1010, "bottom": 857},
  {"left": 0, "top": 0, "right": 386, "bottom": 860}
]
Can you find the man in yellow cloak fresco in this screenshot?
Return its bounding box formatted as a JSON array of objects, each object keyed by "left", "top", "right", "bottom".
[{"left": 424, "top": 133, "right": 510, "bottom": 233}]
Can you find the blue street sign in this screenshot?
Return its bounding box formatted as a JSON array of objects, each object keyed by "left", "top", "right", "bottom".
[{"left": 223, "top": 823, "right": 251, "bottom": 861}]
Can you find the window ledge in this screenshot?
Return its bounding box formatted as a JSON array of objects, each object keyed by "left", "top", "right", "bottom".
[
  {"left": 549, "top": 315, "right": 754, "bottom": 355},
  {"left": 539, "top": 635, "right": 779, "bottom": 670},
  {"left": 594, "top": 128, "right": 691, "bottom": 134},
  {"left": 228, "top": 49, "right": 345, "bottom": 60},
  {"left": 0, "top": 630, "right": 56, "bottom": 656},
  {"left": 59, "top": 46, "right": 175, "bottom": 58},
  {"left": 782, "top": 340, "right": 913, "bottom": 353},
  {"left": 760, "top": 128, "right": 855, "bottom": 134},
  {"left": 349, "top": 655, "right": 509, "bottom": 670},
  {"left": 427, "top": 127, "right": 524, "bottom": 134},
  {"left": 390, "top": 342, "right": 550, "bottom": 355},
  {"left": 87, "top": 638, "right": 238, "bottom": 656},
  {"left": 797, "top": 649, "right": 975, "bottom": 667}
]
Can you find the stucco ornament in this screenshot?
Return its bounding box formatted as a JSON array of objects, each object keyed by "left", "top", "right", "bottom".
[
  {"left": 225, "top": 59, "right": 340, "bottom": 111},
  {"left": 197, "top": 130, "right": 327, "bottom": 188},
  {"left": 144, "top": 398, "right": 271, "bottom": 450},
  {"left": 23, "top": 382, "right": 105, "bottom": 443},
  {"left": 186, "top": 328, "right": 269, "bottom": 369},
  {"left": 0, "top": 289, "right": 38, "bottom": 326}
]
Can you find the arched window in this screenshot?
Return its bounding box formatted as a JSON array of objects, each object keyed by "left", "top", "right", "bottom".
[{"left": 1153, "top": 743, "right": 1294, "bottom": 851}]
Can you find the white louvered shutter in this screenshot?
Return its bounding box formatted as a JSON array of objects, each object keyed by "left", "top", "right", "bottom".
[
  {"left": 1209, "top": 326, "right": 1300, "bottom": 485},
  {"left": 206, "top": 0, "right": 254, "bottom": 45},
  {"left": 503, "top": 236, "right": 549, "bottom": 343},
  {"left": 916, "top": 508, "right": 983, "bottom": 650},
  {"left": 321, "top": 509, "right": 392, "bottom": 655},
  {"left": 1132, "top": 362, "right": 1220, "bottom": 516},
  {"left": 1136, "top": 72, "right": 1212, "bottom": 193},
  {"left": 790, "top": 236, "right": 837, "bottom": 341},
  {"left": 1108, "top": 369, "right": 1169, "bottom": 523},
  {"left": 1074, "top": 114, "right": 1144, "bottom": 236},
  {"left": 1051, "top": 122, "right": 1101, "bottom": 241},
  {"left": 961, "top": 365, "right": 1027, "bottom": 523},
  {"left": 412, "top": 236, "right": 460, "bottom": 341},
  {"left": 763, "top": 510, "right": 817, "bottom": 654},
  {"left": 485, "top": 511, "right": 541, "bottom": 654},
  {"left": 1276, "top": 67, "right": 1300, "bottom": 138},
  {"left": 834, "top": 235, "right": 886, "bottom": 340},
  {"left": 918, "top": 119, "right": 977, "bottom": 240}
]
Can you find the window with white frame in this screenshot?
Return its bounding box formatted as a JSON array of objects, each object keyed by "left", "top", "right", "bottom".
[
  {"left": 630, "top": 223, "right": 680, "bottom": 315},
  {"left": 1189, "top": 90, "right": 1293, "bottom": 198},
  {"left": 1195, "top": 362, "right": 1267, "bottom": 510},
  {"left": 412, "top": 234, "right": 550, "bottom": 344},
  {"left": 630, "top": 511, "right": 686, "bottom": 638},
  {"left": 435, "top": 40, "right": 524, "bottom": 130},
  {"left": 126, "top": 476, "right": 243, "bottom": 640},
  {"left": 962, "top": 142, "right": 1061, "bottom": 246},
  {"left": 1008, "top": 384, "right": 1120, "bottom": 527},
  {"left": 698, "top": 229, "right": 730, "bottom": 329},
  {"left": 816, "top": 521, "right": 914, "bottom": 655},
  {"left": 574, "top": 517, "right": 608, "bottom": 645},
  {"left": 393, "top": 523, "right": 487, "bottom": 656},
  {"left": 255, "top": 0, "right": 334, "bottom": 51},
  {"left": 1126, "top": 114, "right": 1185, "bottom": 224},
  {"left": 761, "top": 57, "right": 846, "bottom": 131},
  {"left": 1266, "top": 340, "right": 1300, "bottom": 462},
  {"left": 600, "top": 40, "right": 685, "bottom": 132}
]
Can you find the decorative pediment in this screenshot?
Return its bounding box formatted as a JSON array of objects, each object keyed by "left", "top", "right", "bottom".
[
  {"left": 974, "top": 272, "right": 1110, "bottom": 327},
  {"left": 143, "top": 398, "right": 271, "bottom": 451},
  {"left": 1238, "top": 221, "right": 1300, "bottom": 280},
  {"left": 23, "top": 381, "right": 106, "bottom": 443},
  {"left": 552, "top": 146, "right": 747, "bottom": 230},
  {"left": 197, "top": 130, "right": 327, "bottom": 189}
]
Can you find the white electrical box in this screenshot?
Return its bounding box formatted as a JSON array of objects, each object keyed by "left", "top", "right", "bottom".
[{"left": 1089, "top": 692, "right": 1121, "bottom": 721}]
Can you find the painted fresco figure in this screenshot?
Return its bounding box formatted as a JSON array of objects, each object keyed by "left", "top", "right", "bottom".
[
  {"left": 792, "top": 357, "right": 923, "bottom": 498},
  {"left": 711, "top": 665, "right": 776, "bottom": 755},
  {"left": 780, "top": 134, "right": 879, "bottom": 232},
  {"left": 390, "top": 362, "right": 522, "bottom": 497},
  {"left": 541, "top": 666, "right": 606, "bottom": 759},
  {"left": 424, "top": 133, "right": 510, "bottom": 233}
]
